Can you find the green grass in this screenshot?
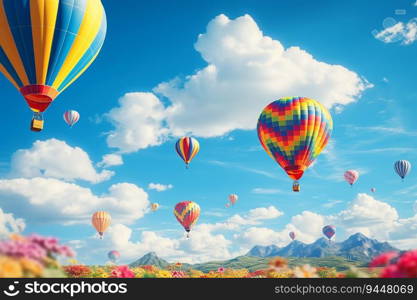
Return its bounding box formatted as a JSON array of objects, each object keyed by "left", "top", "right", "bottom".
[{"left": 191, "top": 256, "right": 367, "bottom": 272}]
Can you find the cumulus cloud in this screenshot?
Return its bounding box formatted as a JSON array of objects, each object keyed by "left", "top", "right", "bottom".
[
  {"left": 104, "top": 14, "right": 370, "bottom": 152},
  {"left": 0, "top": 208, "right": 25, "bottom": 237},
  {"left": 227, "top": 206, "right": 283, "bottom": 226},
  {"left": 74, "top": 223, "right": 233, "bottom": 264},
  {"left": 148, "top": 183, "right": 173, "bottom": 192},
  {"left": 105, "top": 93, "right": 169, "bottom": 153},
  {"left": 334, "top": 193, "right": 398, "bottom": 239},
  {"left": 374, "top": 18, "right": 417, "bottom": 45},
  {"left": 11, "top": 139, "right": 113, "bottom": 183},
  {"left": 97, "top": 154, "right": 123, "bottom": 168},
  {"left": 0, "top": 178, "right": 150, "bottom": 225}
]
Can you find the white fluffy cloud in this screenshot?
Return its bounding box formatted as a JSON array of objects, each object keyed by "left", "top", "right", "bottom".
[
  {"left": 0, "top": 208, "right": 25, "bottom": 237},
  {"left": 97, "top": 154, "right": 123, "bottom": 168},
  {"left": 374, "top": 18, "right": 417, "bottom": 45},
  {"left": 234, "top": 227, "right": 287, "bottom": 247},
  {"left": 105, "top": 14, "right": 370, "bottom": 152},
  {"left": 334, "top": 193, "right": 398, "bottom": 240},
  {"left": 148, "top": 183, "right": 173, "bottom": 192},
  {"left": 11, "top": 139, "right": 113, "bottom": 183},
  {"left": 105, "top": 93, "right": 169, "bottom": 153},
  {"left": 0, "top": 178, "right": 150, "bottom": 225},
  {"left": 227, "top": 206, "right": 283, "bottom": 226}
]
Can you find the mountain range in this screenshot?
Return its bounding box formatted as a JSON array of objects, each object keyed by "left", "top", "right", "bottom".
[
  {"left": 128, "top": 233, "right": 398, "bottom": 271},
  {"left": 247, "top": 233, "right": 398, "bottom": 261}
]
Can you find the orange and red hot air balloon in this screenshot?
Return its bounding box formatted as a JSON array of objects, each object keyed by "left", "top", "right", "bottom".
[
  {"left": 0, "top": 0, "right": 107, "bottom": 131},
  {"left": 174, "top": 201, "right": 200, "bottom": 238},
  {"left": 257, "top": 97, "right": 333, "bottom": 191},
  {"left": 91, "top": 211, "right": 111, "bottom": 239},
  {"left": 175, "top": 137, "right": 200, "bottom": 168}
]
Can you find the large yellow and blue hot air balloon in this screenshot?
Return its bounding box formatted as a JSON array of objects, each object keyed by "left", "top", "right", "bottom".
[
  {"left": 257, "top": 97, "right": 333, "bottom": 191},
  {"left": 0, "top": 0, "right": 106, "bottom": 131}
]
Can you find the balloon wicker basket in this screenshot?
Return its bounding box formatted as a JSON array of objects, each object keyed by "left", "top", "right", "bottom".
[{"left": 30, "top": 119, "right": 44, "bottom": 132}]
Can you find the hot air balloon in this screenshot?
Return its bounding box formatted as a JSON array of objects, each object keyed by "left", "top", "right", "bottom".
[
  {"left": 394, "top": 160, "right": 411, "bottom": 181},
  {"left": 0, "top": 0, "right": 107, "bottom": 131},
  {"left": 371, "top": 187, "right": 376, "bottom": 193},
  {"left": 322, "top": 225, "right": 336, "bottom": 241},
  {"left": 228, "top": 194, "right": 238, "bottom": 206},
  {"left": 63, "top": 110, "right": 80, "bottom": 127},
  {"left": 289, "top": 231, "right": 296, "bottom": 241},
  {"left": 91, "top": 211, "right": 111, "bottom": 239},
  {"left": 175, "top": 137, "right": 200, "bottom": 168},
  {"left": 344, "top": 170, "right": 359, "bottom": 186},
  {"left": 257, "top": 97, "right": 333, "bottom": 191},
  {"left": 151, "top": 203, "right": 160, "bottom": 212},
  {"left": 174, "top": 201, "right": 200, "bottom": 238},
  {"left": 108, "top": 250, "right": 120, "bottom": 263},
  {"left": 225, "top": 203, "right": 230, "bottom": 208}
]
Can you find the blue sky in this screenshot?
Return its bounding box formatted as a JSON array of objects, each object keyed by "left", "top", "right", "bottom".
[{"left": 1, "top": 0, "right": 417, "bottom": 264}]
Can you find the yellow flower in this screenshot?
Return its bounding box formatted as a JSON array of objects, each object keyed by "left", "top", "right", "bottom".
[
  {"left": 156, "top": 270, "right": 172, "bottom": 278},
  {"left": 132, "top": 268, "right": 146, "bottom": 278},
  {"left": 293, "top": 265, "right": 318, "bottom": 278},
  {"left": 19, "top": 258, "right": 43, "bottom": 277},
  {"left": 0, "top": 257, "right": 23, "bottom": 278},
  {"left": 9, "top": 234, "right": 25, "bottom": 242},
  {"left": 189, "top": 269, "right": 204, "bottom": 278}
]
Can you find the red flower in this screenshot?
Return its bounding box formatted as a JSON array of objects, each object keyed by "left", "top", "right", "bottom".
[
  {"left": 380, "top": 264, "right": 406, "bottom": 278},
  {"left": 369, "top": 251, "right": 399, "bottom": 268},
  {"left": 396, "top": 250, "right": 417, "bottom": 278},
  {"left": 217, "top": 267, "right": 225, "bottom": 273},
  {"left": 64, "top": 265, "right": 91, "bottom": 278},
  {"left": 110, "top": 266, "right": 135, "bottom": 278},
  {"left": 171, "top": 270, "right": 185, "bottom": 278}
]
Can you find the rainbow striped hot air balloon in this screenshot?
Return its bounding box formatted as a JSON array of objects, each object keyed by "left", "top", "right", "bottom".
[
  {"left": 174, "top": 201, "right": 200, "bottom": 238},
  {"left": 63, "top": 110, "right": 80, "bottom": 127},
  {"left": 0, "top": 0, "right": 106, "bottom": 131},
  {"left": 175, "top": 137, "right": 200, "bottom": 169},
  {"left": 91, "top": 211, "right": 111, "bottom": 239},
  {"left": 257, "top": 97, "right": 333, "bottom": 191}
]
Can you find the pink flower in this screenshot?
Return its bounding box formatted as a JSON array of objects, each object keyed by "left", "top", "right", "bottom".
[
  {"left": 217, "top": 267, "right": 225, "bottom": 273},
  {"left": 369, "top": 251, "right": 399, "bottom": 268},
  {"left": 110, "top": 266, "right": 135, "bottom": 278}
]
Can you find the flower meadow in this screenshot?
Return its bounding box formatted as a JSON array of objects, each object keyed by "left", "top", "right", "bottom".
[{"left": 1, "top": 234, "right": 417, "bottom": 278}]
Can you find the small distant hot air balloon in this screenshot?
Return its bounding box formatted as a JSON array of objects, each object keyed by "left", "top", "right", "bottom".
[
  {"left": 108, "top": 250, "right": 120, "bottom": 263},
  {"left": 174, "top": 201, "right": 200, "bottom": 238},
  {"left": 344, "top": 170, "right": 359, "bottom": 186},
  {"left": 322, "top": 225, "right": 336, "bottom": 241},
  {"left": 228, "top": 194, "right": 238, "bottom": 206},
  {"left": 225, "top": 203, "right": 230, "bottom": 208},
  {"left": 289, "top": 231, "right": 296, "bottom": 241},
  {"left": 0, "top": 0, "right": 107, "bottom": 131},
  {"left": 63, "top": 110, "right": 80, "bottom": 127},
  {"left": 175, "top": 137, "right": 200, "bottom": 168},
  {"left": 92, "top": 211, "right": 111, "bottom": 239},
  {"left": 394, "top": 160, "right": 411, "bottom": 181},
  {"left": 371, "top": 187, "right": 376, "bottom": 193},
  {"left": 257, "top": 97, "right": 333, "bottom": 191},
  {"left": 151, "top": 203, "right": 160, "bottom": 212}
]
